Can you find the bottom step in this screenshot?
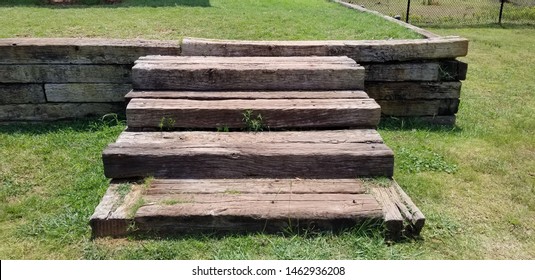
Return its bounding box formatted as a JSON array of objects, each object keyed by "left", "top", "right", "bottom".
[{"left": 90, "top": 179, "right": 424, "bottom": 239}]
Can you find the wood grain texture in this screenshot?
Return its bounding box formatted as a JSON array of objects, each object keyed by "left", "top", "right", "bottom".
[
  {"left": 134, "top": 197, "right": 381, "bottom": 233},
  {"left": 125, "top": 90, "right": 370, "bottom": 101},
  {"left": 0, "top": 84, "right": 46, "bottom": 104},
  {"left": 180, "top": 36, "right": 468, "bottom": 62},
  {"left": 378, "top": 99, "right": 459, "bottom": 116},
  {"left": 102, "top": 130, "right": 394, "bottom": 179},
  {"left": 0, "top": 64, "right": 132, "bottom": 83},
  {"left": 45, "top": 83, "right": 131, "bottom": 102},
  {"left": 364, "top": 62, "right": 440, "bottom": 82},
  {"left": 0, "top": 38, "right": 180, "bottom": 65},
  {"left": 115, "top": 130, "right": 386, "bottom": 145},
  {"left": 89, "top": 181, "right": 139, "bottom": 238},
  {"left": 365, "top": 81, "right": 461, "bottom": 100},
  {"left": 126, "top": 98, "right": 381, "bottom": 129},
  {"left": 90, "top": 178, "right": 425, "bottom": 237},
  {"left": 133, "top": 178, "right": 383, "bottom": 234},
  {"left": 369, "top": 181, "right": 425, "bottom": 238},
  {"left": 369, "top": 187, "right": 403, "bottom": 240},
  {"left": 136, "top": 55, "right": 360, "bottom": 64},
  {"left": 392, "top": 181, "right": 425, "bottom": 235},
  {"left": 0, "top": 103, "right": 124, "bottom": 121},
  {"left": 146, "top": 178, "right": 369, "bottom": 195},
  {"left": 132, "top": 56, "right": 364, "bottom": 91}
]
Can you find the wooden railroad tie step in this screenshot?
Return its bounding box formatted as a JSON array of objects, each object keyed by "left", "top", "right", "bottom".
[
  {"left": 126, "top": 97, "right": 381, "bottom": 130},
  {"left": 102, "top": 130, "right": 394, "bottom": 179},
  {"left": 132, "top": 56, "right": 365, "bottom": 91},
  {"left": 124, "top": 90, "right": 370, "bottom": 101},
  {"left": 90, "top": 178, "right": 424, "bottom": 238}
]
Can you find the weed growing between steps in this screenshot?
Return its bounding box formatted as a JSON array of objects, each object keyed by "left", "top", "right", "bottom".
[
  {"left": 241, "top": 109, "right": 264, "bottom": 132},
  {"left": 158, "top": 117, "right": 175, "bottom": 131}
]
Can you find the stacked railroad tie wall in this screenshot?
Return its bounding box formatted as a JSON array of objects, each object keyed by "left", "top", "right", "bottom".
[
  {"left": 0, "top": 39, "right": 180, "bottom": 122},
  {"left": 0, "top": 36, "right": 468, "bottom": 125}
]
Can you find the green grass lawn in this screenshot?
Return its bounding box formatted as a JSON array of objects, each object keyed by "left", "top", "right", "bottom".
[
  {"left": 0, "top": 0, "right": 421, "bottom": 40},
  {"left": 1, "top": 25, "right": 534, "bottom": 259}
]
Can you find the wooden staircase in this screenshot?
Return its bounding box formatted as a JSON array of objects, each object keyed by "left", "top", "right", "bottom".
[{"left": 90, "top": 56, "right": 424, "bottom": 239}]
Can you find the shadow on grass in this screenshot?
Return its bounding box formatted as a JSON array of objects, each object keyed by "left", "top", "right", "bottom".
[
  {"left": 1, "top": 0, "right": 211, "bottom": 8},
  {"left": 0, "top": 115, "right": 126, "bottom": 135},
  {"left": 378, "top": 116, "right": 463, "bottom": 133}
]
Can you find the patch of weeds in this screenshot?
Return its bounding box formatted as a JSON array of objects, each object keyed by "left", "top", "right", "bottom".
[
  {"left": 160, "top": 199, "right": 179, "bottom": 206},
  {"left": 127, "top": 197, "right": 146, "bottom": 220},
  {"left": 397, "top": 147, "right": 458, "bottom": 174},
  {"left": 160, "top": 199, "right": 193, "bottom": 205},
  {"left": 242, "top": 109, "right": 264, "bottom": 132},
  {"left": 127, "top": 219, "right": 138, "bottom": 232},
  {"left": 100, "top": 113, "right": 124, "bottom": 127},
  {"left": 216, "top": 125, "right": 230, "bottom": 132},
  {"left": 158, "top": 117, "right": 176, "bottom": 131},
  {"left": 438, "top": 65, "right": 455, "bottom": 80},
  {"left": 361, "top": 177, "right": 392, "bottom": 188},
  {"left": 115, "top": 183, "right": 132, "bottom": 200},
  {"left": 223, "top": 189, "right": 242, "bottom": 195}
]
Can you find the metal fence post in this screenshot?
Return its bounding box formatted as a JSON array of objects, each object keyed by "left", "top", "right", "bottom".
[
  {"left": 499, "top": 0, "right": 505, "bottom": 24},
  {"left": 406, "top": 0, "right": 411, "bottom": 23}
]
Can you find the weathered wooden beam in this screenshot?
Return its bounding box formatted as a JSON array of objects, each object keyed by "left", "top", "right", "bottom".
[
  {"left": 132, "top": 178, "right": 383, "bottom": 234},
  {"left": 364, "top": 63, "right": 439, "bottom": 82},
  {"left": 364, "top": 60, "right": 466, "bottom": 82},
  {"left": 126, "top": 98, "right": 381, "bottom": 129},
  {"left": 0, "top": 103, "right": 124, "bottom": 121},
  {"left": 369, "top": 186, "right": 403, "bottom": 240},
  {"left": 116, "top": 130, "right": 386, "bottom": 145},
  {"left": 181, "top": 37, "right": 468, "bottom": 63},
  {"left": 90, "top": 181, "right": 146, "bottom": 238},
  {"left": 136, "top": 55, "right": 359, "bottom": 64},
  {"left": 146, "top": 178, "right": 370, "bottom": 195},
  {"left": 102, "top": 130, "right": 394, "bottom": 179},
  {"left": 365, "top": 81, "right": 461, "bottom": 100},
  {"left": 392, "top": 181, "right": 425, "bottom": 235},
  {"left": 0, "top": 38, "right": 180, "bottom": 65},
  {"left": 45, "top": 83, "right": 131, "bottom": 102},
  {"left": 132, "top": 56, "right": 364, "bottom": 91},
  {"left": 125, "top": 90, "right": 370, "bottom": 101},
  {"left": 377, "top": 99, "right": 460, "bottom": 116},
  {"left": 0, "top": 84, "right": 46, "bottom": 104},
  {"left": 89, "top": 182, "right": 130, "bottom": 238},
  {"left": 90, "top": 178, "right": 426, "bottom": 237},
  {"left": 0, "top": 64, "right": 132, "bottom": 83},
  {"left": 135, "top": 194, "right": 382, "bottom": 234}
]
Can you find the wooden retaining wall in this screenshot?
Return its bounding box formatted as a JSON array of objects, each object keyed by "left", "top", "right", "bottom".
[
  {"left": 0, "top": 36, "right": 467, "bottom": 124},
  {"left": 0, "top": 38, "right": 180, "bottom": 121}
]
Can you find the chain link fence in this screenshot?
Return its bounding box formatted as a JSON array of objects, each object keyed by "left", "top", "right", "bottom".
[{"left": 343, "top": 0, "right": 535, "bottom": 25}]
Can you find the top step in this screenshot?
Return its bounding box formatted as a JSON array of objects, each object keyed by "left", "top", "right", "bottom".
[{"left": 132, "top": 56, "right": 365, "bottom": 91}]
